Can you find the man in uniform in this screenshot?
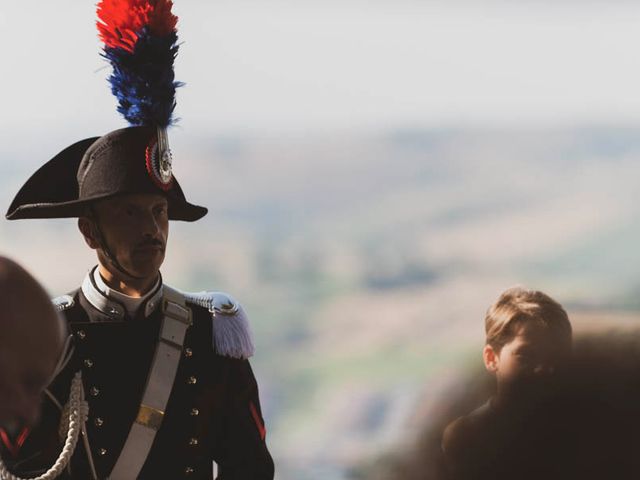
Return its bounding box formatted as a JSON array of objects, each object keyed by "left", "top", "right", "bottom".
[
  {"left": 1, "top": 1, "right": 274, "bottom": 479},
  {"left": 0, "top": 256, "right": 66, "bottom": 429}
]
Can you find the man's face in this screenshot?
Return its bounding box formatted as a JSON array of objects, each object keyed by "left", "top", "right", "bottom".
[{"left": 90, "top": 194, "right": 169, "bottom": 279}]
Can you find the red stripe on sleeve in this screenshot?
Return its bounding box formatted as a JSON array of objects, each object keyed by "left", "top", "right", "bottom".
[{"left": 249, "top": 401, "right": 267, "bottom": 441}]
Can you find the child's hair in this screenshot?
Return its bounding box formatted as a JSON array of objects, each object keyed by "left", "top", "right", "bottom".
[{"left": 485, "top": 286, "right": 571, "bottom": 351}]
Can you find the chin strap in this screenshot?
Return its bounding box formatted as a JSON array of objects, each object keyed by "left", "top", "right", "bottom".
[
  {"left": 87, "top": 207, "right": 145, "bottom": 281},
  {"left": 0, "top": 373, "right": 92, "bottom": 480}
]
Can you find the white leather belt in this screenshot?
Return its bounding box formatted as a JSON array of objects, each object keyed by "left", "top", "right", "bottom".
[{"left": 108, "top": 286, "right": 191, "bottom": 479}]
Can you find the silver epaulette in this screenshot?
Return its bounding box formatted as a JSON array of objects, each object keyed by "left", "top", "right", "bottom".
[
  {"left": 52, "top": 294, "right": 75, "bottom": 312},
  {"left": 183, "top": 291, "right": 255, "bottom": 359}
]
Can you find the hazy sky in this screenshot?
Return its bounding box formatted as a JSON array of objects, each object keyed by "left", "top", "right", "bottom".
[{"left": 1, "top": 1, "right": 640, "bottom": 137}]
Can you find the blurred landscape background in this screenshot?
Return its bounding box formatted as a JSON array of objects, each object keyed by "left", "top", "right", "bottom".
[{"left": 2, "top": 1, "right": 640, "bottom": 479}]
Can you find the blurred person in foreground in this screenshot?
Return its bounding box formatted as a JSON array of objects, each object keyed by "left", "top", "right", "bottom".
[
  {"left": 0, "top": 256, "right": 66, "bottom": 430},
  {"left": 0, "top": 1, "right": 273, "bottom": 478},
  {"left": 441, "top": 287, "right": 572, "bottom": 480}
]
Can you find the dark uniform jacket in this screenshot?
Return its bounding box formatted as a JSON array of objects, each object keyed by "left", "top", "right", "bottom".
[{"left": 0, "top": 271, "right": 274, "bottom": 479}]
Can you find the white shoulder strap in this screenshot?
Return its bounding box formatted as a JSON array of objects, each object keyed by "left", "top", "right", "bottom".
[{"left": 108, "top": 286, "right": 191, "bottom": 479}]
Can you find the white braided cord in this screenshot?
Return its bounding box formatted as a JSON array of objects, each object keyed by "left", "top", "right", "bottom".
[{"left": 0, "top": 372, "right": 89, "bottom": 480}]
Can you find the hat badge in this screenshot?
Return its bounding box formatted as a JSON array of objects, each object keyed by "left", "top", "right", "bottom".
[{"left": 145, "top": 128, "right": 174, "bottom": 191}]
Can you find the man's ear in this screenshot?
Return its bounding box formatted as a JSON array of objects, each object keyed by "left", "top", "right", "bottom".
[
  {"left": 483, "top": 344, "right": 499, "bottom": 373},
  {"left": 78, "top": 217, "right": 99, "bottom": 250}
]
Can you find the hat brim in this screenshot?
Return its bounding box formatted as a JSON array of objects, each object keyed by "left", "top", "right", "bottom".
[{"left": 6, "top": 136, "right": 208, "bottom": 222}]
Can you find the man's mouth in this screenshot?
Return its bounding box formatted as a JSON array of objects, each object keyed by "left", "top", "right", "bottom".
[{"left": 134, "top": 242, "right": 165, "bottom": 253}]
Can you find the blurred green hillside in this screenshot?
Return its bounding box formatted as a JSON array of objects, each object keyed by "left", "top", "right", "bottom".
[{"left": 2, "top": 128, "right": 640, "bottom": 479}]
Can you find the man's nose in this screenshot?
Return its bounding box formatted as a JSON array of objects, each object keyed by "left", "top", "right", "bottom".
[{"left": 140, "top": 212, "right": 161, "bottom": 236}]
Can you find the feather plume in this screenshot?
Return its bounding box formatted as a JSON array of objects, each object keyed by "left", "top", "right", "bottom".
[{"left": 97, "top": 0, "right": 181, "bottom": 127}]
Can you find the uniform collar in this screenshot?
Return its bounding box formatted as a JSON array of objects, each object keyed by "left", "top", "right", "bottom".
[{"left": 81, "top": 266, "right": 163, "bottom": 320}]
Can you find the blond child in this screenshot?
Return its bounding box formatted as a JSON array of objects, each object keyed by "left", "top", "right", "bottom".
[{"left": 442, "top": 287, "right": 572, "bottom": 479}]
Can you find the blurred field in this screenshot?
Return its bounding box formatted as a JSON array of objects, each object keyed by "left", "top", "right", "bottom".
[{"left": 2, "top": 127, "right": 640, "bottom": 479}]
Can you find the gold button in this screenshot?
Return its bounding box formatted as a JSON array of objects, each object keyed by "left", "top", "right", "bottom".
[
  {"left": 184, "top": 466, "right": 194, "bottom": 474},
  {"left": 94, "top": 417, "right": 104, "bottom": 427},
  {"left": 99, "top": 448, "right": 107, "bottom": 456},
  {"left": 190, "top": 408, "right": 199, "bottom": 416},
  {"left": 187, "top": 376, "right": 197, "bottom": 385},
  {"left": 189, "top": 437, "right": 199, "bottom": 446},
  {"left": 76, "top": 330, "right": 86, "bottom": 340},
  {"left": 84, "top": 359, "right": 94, "bottom": 368},
  {"left": 90, "top": 387, "right": 100, "bottom": 397},
  {"left": 184, "top": 348, "right": 193, "bottom": 358}
]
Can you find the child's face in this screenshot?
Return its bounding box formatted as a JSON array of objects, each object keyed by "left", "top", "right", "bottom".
[{"left": 484, "top": 322, "right": 570, "bottom": 396}]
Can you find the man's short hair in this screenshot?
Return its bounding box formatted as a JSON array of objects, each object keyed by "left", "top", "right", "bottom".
[{"left": 485, "top": 286, "right": 572, "bottom": 351}]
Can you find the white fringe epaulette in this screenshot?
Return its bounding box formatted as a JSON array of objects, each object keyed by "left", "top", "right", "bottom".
[
  {"left": 52, "top": 294, "right": 75, "bottom": 312},
  {"left": 183, "top": 291, "right": 255, "bottom": 359}
]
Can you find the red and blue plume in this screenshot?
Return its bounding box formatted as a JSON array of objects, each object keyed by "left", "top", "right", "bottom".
[{"left": 97, "top": 0, "right": 182, "bottom": 128}]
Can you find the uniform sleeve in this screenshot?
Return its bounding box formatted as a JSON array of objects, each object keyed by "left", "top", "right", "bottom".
[{"left": 215, "top": 359, "right": 274, "bottom": 480}]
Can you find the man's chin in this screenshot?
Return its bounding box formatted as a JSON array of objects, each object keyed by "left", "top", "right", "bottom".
[
  {"left": 130, "top": 268, "right": 162, "bottom": 280},
  {"left": 126, "top": 260, "right": 163, "bottom": 280},
  {"left": 130, "top": 250, "right": 164, "bottom": 267}
]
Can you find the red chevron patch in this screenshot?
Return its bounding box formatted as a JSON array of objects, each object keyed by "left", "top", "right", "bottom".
[{"left": 0, "top": 427, "right": 30, "bottom": 458}]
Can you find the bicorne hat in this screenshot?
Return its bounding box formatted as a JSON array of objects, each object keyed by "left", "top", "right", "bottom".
[
  {"left": 5, "top": 127, "right": 207, "bottom": 222},
  {"left": 6, "top": 0, "right": 206, "bottom": 222}
]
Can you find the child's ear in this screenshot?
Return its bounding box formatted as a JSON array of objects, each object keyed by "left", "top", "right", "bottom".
[{"left": 483, "top": 344, "right": 499, "bottom": 373}]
